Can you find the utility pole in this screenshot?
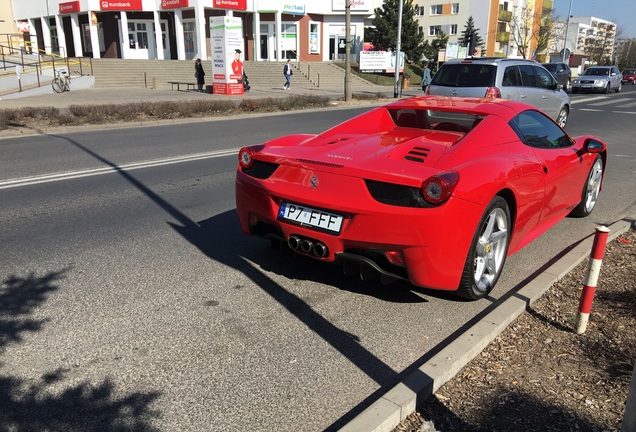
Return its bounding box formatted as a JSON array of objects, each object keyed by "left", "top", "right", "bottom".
[
  {"left": 345, "top": 0, "right": 352, "bottom": 101},
  {"left": 393, "top": 0, "right": 403, "bottom": 98},
  {"left": 562, "top": 0, "right": 573, "bottom": 62}
]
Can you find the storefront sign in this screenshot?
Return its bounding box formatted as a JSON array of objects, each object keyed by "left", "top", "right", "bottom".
[
  {"left": 283, "top": 2, "right": 305, "bottom": 14},
  {"left": 17, "top": 21, "right": 30, "bottom": 33},
  {"left": 213, "top": 0, "right": 247, "bottom": 10},
  {"left": 59, "top": 1, "right": 81, "bottom": 13},
  {"left": 332, "top": 0, "right": 369, "bottom": 11},
  {"left": 210, "top": 16, "right": 245, "bottom": 95},
  {"left": 99, "top": 0, "right": 143, "bottom": 11},
  {"left": 161, "top": 0, "right": 188, "bottom": 8}
]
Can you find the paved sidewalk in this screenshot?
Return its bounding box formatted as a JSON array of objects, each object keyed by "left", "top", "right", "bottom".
[{"left": 0, "top": 70, "right": 423, "bottom": 110}]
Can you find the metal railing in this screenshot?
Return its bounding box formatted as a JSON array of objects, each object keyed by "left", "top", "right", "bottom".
[{"left": 292, "top": 53, "right": 320, "bottom": 87}]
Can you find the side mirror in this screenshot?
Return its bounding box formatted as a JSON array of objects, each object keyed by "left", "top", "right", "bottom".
[{"left": 584, "top": 138, "right": 604, "bottom": 153}]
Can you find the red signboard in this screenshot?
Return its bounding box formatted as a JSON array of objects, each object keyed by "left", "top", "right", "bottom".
[
  {"left": 161, "top": 0, "right": 188, "bottom": 8},
  {"left": 59, "top": 1, "right": 80, "bottom": 13},
  {"left": 100, "top": 0, "right": 143, "bottom": 11},
  {"left": 213, "top": 0, "right": 247, "bottom": 11}
]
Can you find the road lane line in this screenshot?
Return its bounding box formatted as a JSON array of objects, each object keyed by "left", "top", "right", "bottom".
[
  {"left": 0, "top": 148, "right": 239, "bottom": 190},
  {"left": 589, "top": 97, "right": 633, "bottom": 106}
]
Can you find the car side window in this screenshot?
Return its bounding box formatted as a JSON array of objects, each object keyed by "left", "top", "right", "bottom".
[
  {"left": 509, "top": 110, "right": 571, "bottom": 149},
  {"left": 502, "top": 66, "right": 521, "bottom": 86},
  {"left": 518, "top": 65, "right": 536, "bottom": 87},
  {"left": 534, "top": 66, "right": 554, "bottom": 89}
]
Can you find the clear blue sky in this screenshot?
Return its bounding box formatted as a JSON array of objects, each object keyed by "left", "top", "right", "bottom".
[{"left": 552, "top": 0, "right": 636, "bottom": 38}]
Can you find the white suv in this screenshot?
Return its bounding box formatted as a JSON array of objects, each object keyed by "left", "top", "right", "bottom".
[{"left": 426, "top": 58, "right": 571, "bottom": 128}]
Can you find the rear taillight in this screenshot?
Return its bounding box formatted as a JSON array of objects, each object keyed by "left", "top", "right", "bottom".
[
  {"left": 238, "top": 147, "right": 255, "bottom": 169},
  {"left": 484, "top": 87, "right": 501, "bottom": 98},
  {"left": 421, "top": 172, "right": 459, "bottom": 205}
]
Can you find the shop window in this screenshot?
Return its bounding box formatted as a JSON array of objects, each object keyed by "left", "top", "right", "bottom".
[
  {"left": 309, "top": 22, "right": 320, "bottom": 54},
  {"left": 82, "top": 23, "right": 105, "bottom": 53}
]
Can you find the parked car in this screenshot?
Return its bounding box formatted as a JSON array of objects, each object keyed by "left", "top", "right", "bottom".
[
  {"left": 542, "top": 62, "right": 572, "bottom": 91},
  {"left": 572, "top": 66, "right": 622, "bottom": 93},
  {"left": 235, "top": 96, "right": 607, "bottom": 300},
  {"left": 621, "top": 68, "right": 636, "bottom": 84},
  {"left": 426, "top": 57, "right": 570, "bottom": 128}
]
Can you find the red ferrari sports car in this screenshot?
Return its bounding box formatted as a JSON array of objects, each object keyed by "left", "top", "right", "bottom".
[{"left": 235, "top": 96, "right": 607, "bottom": 300}]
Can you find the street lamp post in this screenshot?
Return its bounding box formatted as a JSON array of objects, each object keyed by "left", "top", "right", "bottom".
[
  {"left": 562, "top": 0, "right": 573, "bottom": 62},
  {"left": 393, "top": 0, "right": 403, "bottom": 98}
]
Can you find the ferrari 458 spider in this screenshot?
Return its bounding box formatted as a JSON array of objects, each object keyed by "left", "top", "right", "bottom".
[{"left": 235, "top": 96, "right": 607, "bottom": 300}]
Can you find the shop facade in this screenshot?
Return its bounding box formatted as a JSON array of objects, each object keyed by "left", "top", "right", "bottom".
[{"left": 11, "top": 0, "right": 379, "bottom": 62}]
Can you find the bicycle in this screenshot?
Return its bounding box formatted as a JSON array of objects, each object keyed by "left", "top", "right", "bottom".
[{"left": 52, "top": 69, "right": 71, "bottom": 93}]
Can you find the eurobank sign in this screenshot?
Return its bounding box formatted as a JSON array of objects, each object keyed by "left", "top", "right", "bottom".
[{"left": 100, "top": 0, "right": 143, "bottom": 10}]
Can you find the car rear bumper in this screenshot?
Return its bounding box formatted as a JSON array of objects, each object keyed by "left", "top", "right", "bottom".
[{"left": 236, "top": 171, "right": 485, "bottom": 291}]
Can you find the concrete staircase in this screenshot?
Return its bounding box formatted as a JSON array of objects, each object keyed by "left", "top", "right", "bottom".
[{"left": 89, "top": 58, "right": 376, "bottom": 91}]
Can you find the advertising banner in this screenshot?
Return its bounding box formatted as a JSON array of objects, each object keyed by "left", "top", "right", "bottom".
[
  {"left": 332, "top": 0, "right": 369, "bottom": 11},
  {"left": 210, "top": 16, "right": 245, "bottom": 95},
  {"left": 359, "top": 51, "right": 404, "bottom": 73}
]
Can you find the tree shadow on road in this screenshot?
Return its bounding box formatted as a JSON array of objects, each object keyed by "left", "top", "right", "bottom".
[{"left": 0, "top": 271, "right": 161, "bottom": 431}]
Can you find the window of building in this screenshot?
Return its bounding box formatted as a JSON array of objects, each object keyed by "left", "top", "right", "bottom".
[
  {"left": 419, "top": 26, "right": 423, "bottom": 34},
  {"left": 499, "top": 1, "right": 509, "bottom": 11},
  {"left": 183, "top": 21, "right": 196, "bottom": 60},
  {"left": 430, "top": 5, "right": 442, "bottom": 15},
  {"left": 450, "top": 24, "right": 458, "bottom": 35},
  {"left": 429, "top": 25, "right": 442, "bottom": 36},
  {"left": 452, "top": 3, "right": 459, "bottom": 14},
  {"left": 309, "top": 22, "right": 320, "bottom": 54},
  {"left": 82, "top": 23, "right": 105, "bottom": 53},
  {"left": 415, "top": 6, "right": 425, "bottom": 16}
]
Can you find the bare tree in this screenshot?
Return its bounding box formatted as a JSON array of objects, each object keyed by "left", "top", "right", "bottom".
[{"left": 509, "top": 1, "right": 556, "bottom": 60}]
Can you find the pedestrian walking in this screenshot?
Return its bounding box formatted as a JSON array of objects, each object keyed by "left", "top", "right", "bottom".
[
  {"left": 283, "top": 59, "right": 293, "bottom": 90},
  {"left": 194, "top": 58, "right": 205, "bottom": 92},
  {"left": 421, "top": 61, "right": 432, "bottom": 92}
]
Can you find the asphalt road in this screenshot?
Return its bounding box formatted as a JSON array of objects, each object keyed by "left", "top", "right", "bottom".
[{"left": 1, "top": 91, "right": 635, "bottom": 431}]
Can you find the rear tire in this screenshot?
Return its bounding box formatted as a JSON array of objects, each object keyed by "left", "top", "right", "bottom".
[
  {"left": 457, "top": 196, "right": 511, "bottom": 300},
  {"left": 570, "top": 155, "right": 603, "bottom": 217}
]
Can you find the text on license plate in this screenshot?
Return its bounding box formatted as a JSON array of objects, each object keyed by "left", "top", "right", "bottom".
[{"left": 278, "top": 202, "right": 343, "bottom": 233}]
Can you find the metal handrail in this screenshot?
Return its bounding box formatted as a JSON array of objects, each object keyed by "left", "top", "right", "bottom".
[{"left": 291, "top": 52, "right": 320, "bottom": 87}]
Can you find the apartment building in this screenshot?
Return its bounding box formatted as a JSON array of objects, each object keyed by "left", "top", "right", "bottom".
[
  {"left": 413, "top": 0, "right": 551, "bottom": 60},
  {"left": 9, "top": 0, "right": 383, "bottom": 62},
  {"left": 551, "top": 16, "right": 616, "bottom": 63}
]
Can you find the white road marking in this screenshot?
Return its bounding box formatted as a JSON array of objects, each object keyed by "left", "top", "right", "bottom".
[
  {"left": 589, "top": 98, "right": 633, "bottom": 106},
  {"left": 571, "top": 96, "right": 610, "bottom": 104},
  {"left": 615, "top": 102, "right": 636, "bottom": 108},
  {"left": 0, "top": 148, "right": 239, "bottom": 190}
]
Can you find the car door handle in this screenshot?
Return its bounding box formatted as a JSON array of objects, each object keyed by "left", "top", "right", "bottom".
[
  {"left": 542, "top": 95, "right": 548, "bottom": 99},
  {"left": 543, "top": 165, "right": 548, "bottom": 174},
  {"left": 520, "top": 94, "right": 527, "bottom": 99}
]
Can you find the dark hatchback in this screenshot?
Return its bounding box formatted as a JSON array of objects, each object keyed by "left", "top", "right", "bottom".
[{"left": 542, "top": 62, "right": 572, "bottom": 91}]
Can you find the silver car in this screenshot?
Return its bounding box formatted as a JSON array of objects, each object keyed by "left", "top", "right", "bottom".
[
  {"left": 427, "top": 58, "right": 571, "bottom": 128},
  {"left": 572, "top": 66, "right": 622, "bottom": 94}
]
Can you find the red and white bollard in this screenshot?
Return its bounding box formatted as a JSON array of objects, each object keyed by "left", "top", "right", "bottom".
[{"left": 575, "top": 226, "right": 610, "bottom": 335}]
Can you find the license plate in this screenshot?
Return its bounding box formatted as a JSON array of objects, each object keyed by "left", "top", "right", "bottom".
[
  {"left": 581, "top": 84, "right": 591, "bottom": 88},
  {"left": 278, "top": 202, "right": 343, "bottom": 233}
]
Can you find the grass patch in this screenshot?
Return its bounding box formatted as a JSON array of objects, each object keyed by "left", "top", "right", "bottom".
[{"left": 0, "top": 95, "right": 335, "bottom": 131}]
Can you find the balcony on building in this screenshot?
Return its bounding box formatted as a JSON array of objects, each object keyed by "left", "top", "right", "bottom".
[
  {"left": 498, "top": 10, "right": 512, "bottom": 23},
  {"left": 496, "top": 31, "right": 510, "bottom": 43}
]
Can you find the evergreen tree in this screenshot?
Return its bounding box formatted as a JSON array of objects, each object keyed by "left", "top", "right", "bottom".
[
  {"left": 368, "top": 0, "right": 425, "bottom": 62},
  {"left": 458, "top": 16, "right": 484, "bottom": 53},
  {"left": 422, "top": 31, "right": 449, "bottom": 65}
]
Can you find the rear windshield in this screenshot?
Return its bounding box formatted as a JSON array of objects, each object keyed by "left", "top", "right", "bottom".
[
  {"left": 430, "top": 64, "right": 497, "bottom": 87},
  {"left": 388, "top": 108, "right": 486, "bottom": 133},
  {"left": 542, "top": 64, "right": 556, "bottom": 72},
  {"left": 623, "top": 69, "right": 636, "bottom": 75}
]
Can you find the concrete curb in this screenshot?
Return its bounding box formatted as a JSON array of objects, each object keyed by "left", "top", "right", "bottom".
[{"left": 338, "top": 216, "right": 635, "bottom": 432}]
